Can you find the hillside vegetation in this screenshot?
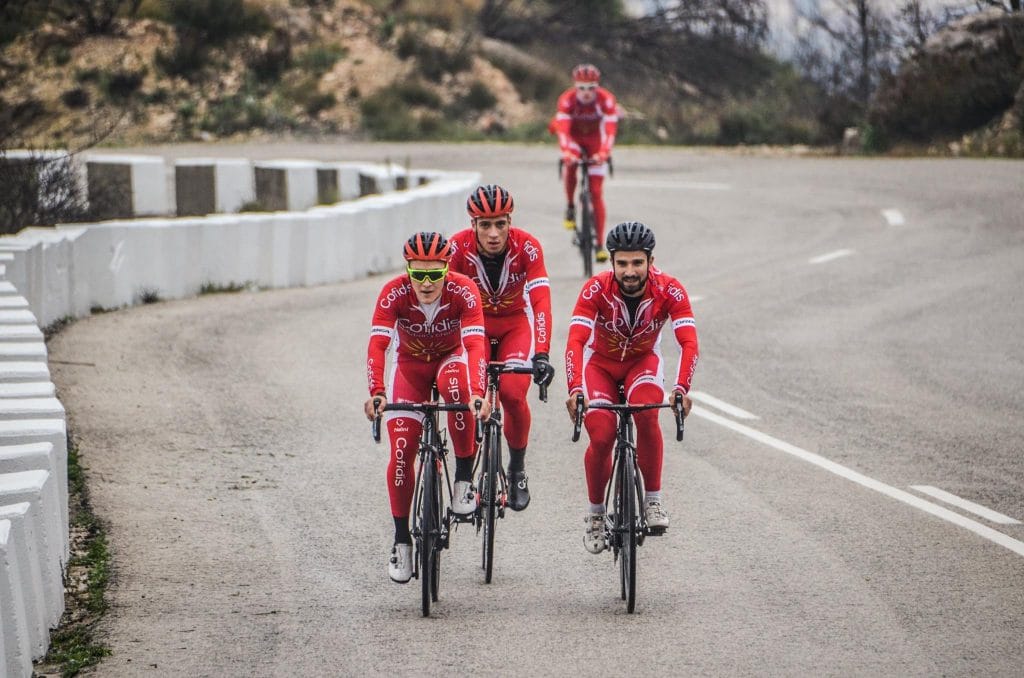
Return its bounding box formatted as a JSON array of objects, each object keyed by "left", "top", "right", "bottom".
[{"left": 0, "top": 0, "right": 1021, "bottom": 155}]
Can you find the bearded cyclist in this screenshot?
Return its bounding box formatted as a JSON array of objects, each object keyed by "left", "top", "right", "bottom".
[
  {"left": 448, "top": 184, "right": 555, "bottom": 511},
  {"left": 564, "top": 222, "right": 698, "bottom": 554},
  {"left": 551, "top": 63, "right": 618, "bottom": 263},
  {"left": 364, "top": 231, "right": 491, "bottom": 583}
]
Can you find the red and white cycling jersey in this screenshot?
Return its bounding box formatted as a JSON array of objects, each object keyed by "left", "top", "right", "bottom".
[
  {"left": 448, "top": 227, "right": 552, "bottom": 356},
  {"left": 565, "top": 267, "right": 699, "bottom": 395},
  {"left": 552, "top": 86, "right": 618, "bottom": 156},
  {"left": 367, "top": 271, "right": 487, "bottom": 397}
]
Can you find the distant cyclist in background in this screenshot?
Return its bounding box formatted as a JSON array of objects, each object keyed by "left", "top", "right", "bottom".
[
  {"left": 449, "top": 185, "right": 555, "bottom": 511},
  {"left": 550, "top": 63, "right": 619, "bottom": 263},
  {"left": 364, "top": 232, "right": 491, "bottom": 583}
]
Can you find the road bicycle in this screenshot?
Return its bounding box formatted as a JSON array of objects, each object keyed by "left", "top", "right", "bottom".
[
  {"left": 474, "top": 340, "right": 550, "bottom": 583},
  {"left": 372, "top": 389, "right": 478, "bottom": 617},
  {"left": 571, "top": 389, "right": 685, "bottom": 613},
  {"left": 560, "top": 153, "right": 602, "bottom": 278}
]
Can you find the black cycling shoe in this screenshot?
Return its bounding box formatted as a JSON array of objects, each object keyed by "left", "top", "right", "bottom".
[{"left": 507, "top": 470, "right": 531, "bottom": 511}]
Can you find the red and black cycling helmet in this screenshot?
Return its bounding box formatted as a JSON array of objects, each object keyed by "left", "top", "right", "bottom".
[
  {"left": 466, "top": 184, "right": 514, "bottom": 219},
  {"left": 572, "top": 63, "right": 601, "bottom": 83},
  {"left": 606, "top": 221, "right": 655, "bottom": 255},
  {"left": 404, "top": 231, "right": 452, "bottom": 261}
]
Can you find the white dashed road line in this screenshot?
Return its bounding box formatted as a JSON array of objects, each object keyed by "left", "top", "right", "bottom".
[
  {"left": 692, "top": 405, "right": 1024, "bottom": 558},
  {"left": 882, "top": 208, "right": 906, "bottom": 226},
  {"left": 688, "top": 391, "right": 759, "bottom": 420},
  {"left": 612, "top": 179, "right": 732, "bottom": 191},
  {"left": 689, "top": 295, "right": 704, "bottom": 303},
  {"left": 808, "top": 249, "right": 855, "bottom": 265},
  {"left": 910, "top": 485, "right": 1021, "bottom": 525}
]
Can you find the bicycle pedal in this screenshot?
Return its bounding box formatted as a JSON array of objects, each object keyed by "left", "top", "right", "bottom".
[{"left": 645, "top": 526, "right": 667, "bottom": 536}]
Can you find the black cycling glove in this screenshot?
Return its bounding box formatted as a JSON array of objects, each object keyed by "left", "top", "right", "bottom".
[{"left": 531, "top": 353, "right": 555, "bottom": 387}]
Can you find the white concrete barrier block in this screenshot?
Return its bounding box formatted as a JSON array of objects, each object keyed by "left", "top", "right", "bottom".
[
  {"left": 0, "top": 383, "right": 54, "bottom": 399},
  {"left": 0, "top": 296, "right": 29, "bottom": 310},
  {"left": 0, "top": 311, "right": 37, "bottom": 326},
  {"left": 0, "top": 343, "right": 47, "bottom": 364},
  {"left": 0, "top": 422, "right": 68, "bottom": 555},
  {"left": 0, "top": 503, "right": 49, "bottom": 657},
  {"left": 254, "top": 160, "right": 318, "bottom": 212},
  {"left": 0, "top": 518, "right": 32, "bottom": 678},
  {"left": 197, "top": 214, "right": 261, "bottom": 290},
  {"left": 0, "top": 469, "right": 63, "bottom": 584},
  {"left": 0, "top": 325, "right": 43, "bottom": 343},
  {"left": 0, "top": 281, "right": 16, "bottom": 296},
  {"left": 175, "top": 158, "right": 255, "bottom": 216},
  {"left": 85, "top": 153, "right": 170, "bottom": 218},
  {"left": 0, "top": 398, "right": 65, "bottom": 420},
  {"left": 0, "top": 362, "right": 50, "bottom": 384},
  {"left": 0, "top": 445, "right": 61, "bottom": 566}
]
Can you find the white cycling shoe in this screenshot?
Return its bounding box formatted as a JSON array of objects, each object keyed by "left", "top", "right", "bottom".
[
  {"left": 388, "top": 543, "right": 413, "bottom": 583},
  {"left": 645, "top": 500, "right": 670, "bottom": 531},
  {"left": 583, "top": 513, "right": 607, "bottom": 554},
  {"left": 452, "top": 480, "right": 478, "bottom": 515}
]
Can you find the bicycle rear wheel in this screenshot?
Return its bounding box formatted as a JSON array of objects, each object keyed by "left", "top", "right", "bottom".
[
  {"left": 481, "top": 424, "right": 500, "bottom": 583},
  {"left": 579, "top": 192, "right": 594, "bottom": 278},
  {"left": 420, "top": 457, "right": 439, "bottom": 617},
  {"left": 620, "top": 455, "right": 638, "bottom": 613}
]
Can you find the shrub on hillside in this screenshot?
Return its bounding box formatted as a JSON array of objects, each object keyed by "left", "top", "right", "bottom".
[
  {"left": 395, "top": 28, "right": 471, "bottom": 82},
  {"left": 156, "top": 0, "right": 272, "bottom": 79},
  {"left": 487, "top": 55, "right": 561, "bottom": 103},
  {"left": 296, "top": 42, "right": 348, "bottom": 76}
]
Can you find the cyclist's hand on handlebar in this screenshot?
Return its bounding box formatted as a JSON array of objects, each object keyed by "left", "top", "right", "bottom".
[
  {"left": 364, "top": 395, "right": 387, "bottom": 421},
  {"left": 471, "top": 395, "right": 491, "bottom": 420},
  {"left": 565, "top": 392, "right": 588, "bottom": 423},
  {"left": 590, "top": 151, "right": 607, "bottom": 165},
  {"left": 672, "top": 389, "right": 692, "bottom": 418},
  {"left": 531, "top": 353, "right": 555, "bottom": 387}
]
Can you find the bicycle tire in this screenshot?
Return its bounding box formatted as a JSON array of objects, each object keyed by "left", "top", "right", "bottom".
[
  {"left": 621, "top": 453, "right": 638, "bottom": 613},
  {"left": 482, "top": 423, "right": 499, "bottom": 583},
  {"left": 580, "top": 192, "right": 594, "bottom": 278},
  {"left": 420, "top": 456, "right": 437, "bottom": 617}
]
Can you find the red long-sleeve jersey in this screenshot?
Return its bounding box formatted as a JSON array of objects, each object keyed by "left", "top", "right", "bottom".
[
  {"left": 552, "top": 86, "right": 618, "bottom": 156},
  {"left": 367, "top": 271, "right": 487, "bottom": 397},
  {"left": 448, "top": 227, "right": 552, "bottom": 355},
  {"left": 565, "top": 268, "right": 699, "bottom": 395}
]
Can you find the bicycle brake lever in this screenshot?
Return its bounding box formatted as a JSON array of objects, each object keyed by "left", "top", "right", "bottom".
[
  {"left": 539, "top": 382, "right": 548, "bottom": 403},
  {"left": 371, "top": 397, "right": 382, "bottom": 443},
  {"left": 474, "top": 400, "right": 484, "bottom": 443},
  {"left": 572, "top": 393, "right": 584, "bottom": 442},
  {"left": 673, "top": 393, "right": 685, "bottom": 442}
]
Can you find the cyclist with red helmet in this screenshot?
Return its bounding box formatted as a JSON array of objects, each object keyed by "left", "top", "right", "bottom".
[
  {"left": 448, "top": 184, "right": 556, "bottom": 511},
  {"left": 551, "top": 63, "right": 619, "bottom": 262},
  {"left": 564, "top": 222, "right": 698, "bottom": 554},
  {"left": 364, "top": 231, "right": 492, "bottom": 583}
]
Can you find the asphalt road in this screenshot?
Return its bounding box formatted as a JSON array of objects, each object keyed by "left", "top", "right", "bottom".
[{"left": 50, "top": 143, "right": 1024, "bottom": 676}]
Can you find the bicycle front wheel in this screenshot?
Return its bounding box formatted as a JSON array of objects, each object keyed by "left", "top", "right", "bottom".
[
  {"left": 579, "top": 192, "right": 594, "bottom": 278},
  {"left": 420, "top": 457, "right": 439, "bottom": 617},
  {"left": 481, "top": 423, "right": 501, "bottom": 583},
  {"left": 619, "top": 454, "right": 638, "bottom": 613}
]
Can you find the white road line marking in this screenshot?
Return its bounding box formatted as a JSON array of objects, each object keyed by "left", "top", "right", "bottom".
[
  {"left": 612, "top": 179, "right": 732, "bottom": 191},
  {"left": 689, "top": 295, "right": 704, "bottom": 303},
  {"left": 910, "top": 485, "right": 1021, "bottom": 525},
  {"left": 691, "top": 405, "right": 1024, "bottom": 558},
  {"left": 689, "top": 391, "right": 759, "bottom": 420},
  {"left": 882, "top": 209, "right": 905, "bottom": 226},
  {"left": 808, "top": 249, "right": 855, "bottom": 265}
]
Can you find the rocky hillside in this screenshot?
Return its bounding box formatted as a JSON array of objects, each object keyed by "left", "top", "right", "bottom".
[
  {"left": 869, "top": 9, "right": 1024, "bottom": 156},
  {"left": 1, "top": 1, "right": 1021, "bottom": 155},
  {"left": 0, "top": 0, "right": 827, "bottom": 149}
]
